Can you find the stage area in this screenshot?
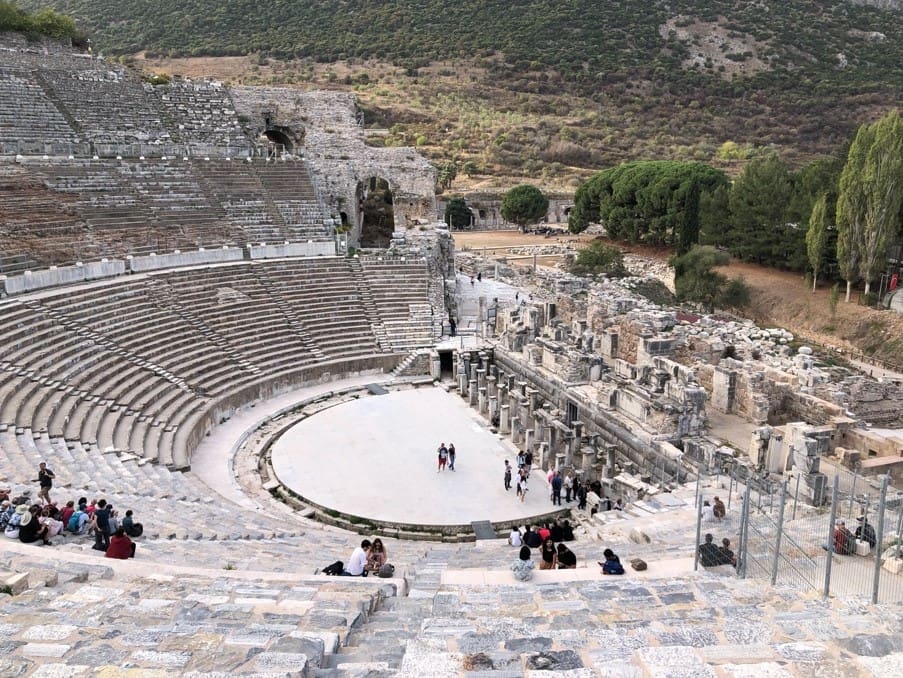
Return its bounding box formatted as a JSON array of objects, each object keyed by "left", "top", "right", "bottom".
[{"left": 270, "top": 385, "right": 559, "bottom": 527}]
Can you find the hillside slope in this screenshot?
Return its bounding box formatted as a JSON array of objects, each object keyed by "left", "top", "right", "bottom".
[{"left": 16, "top": 0, "right": 903, "bottom": 182}]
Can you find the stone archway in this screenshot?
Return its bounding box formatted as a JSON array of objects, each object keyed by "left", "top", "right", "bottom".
[{"left": 358, "top": 177, "right": 395, "bottom": 248}]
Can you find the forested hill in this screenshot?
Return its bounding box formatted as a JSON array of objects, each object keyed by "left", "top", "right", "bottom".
[{"left": 13, "top": 0, "right": 903, "bottom": 182}]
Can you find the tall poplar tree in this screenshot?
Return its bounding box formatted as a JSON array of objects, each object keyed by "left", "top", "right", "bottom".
[
  {"left": 836, "top": 123, "right": 875, "bottom": 301},
  {"left": 806, "top": 193, "right": 829, "bottom": 292},
  {"left": 837, "top": 111, "right": 903, "bottom": 300},
  {"left": 859, "top": 111, "right": 903, "bottom": 296}
]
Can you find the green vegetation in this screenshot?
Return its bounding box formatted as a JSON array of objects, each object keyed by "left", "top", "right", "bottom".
[
  {"left": 0, "top": 1, "right": 79, "bottom": 41},
  {"left": 569, "top": 161, "right": 728, "bottom": 250},
  {"left": 570, "top": 240, "right": 627, "bottom": 278},
  {"left": 672, "top": 245, "right": 750, "bottom": 311},
  {"left": 500, "top": 185, "right": 548, "bottom": 231},
  {"left": 16, "top": 0, "right": 903, "bottom": 180},
  {"left": 836, "top": 110, "right": 903, "bottom": 301},
  {"left": 444, "top": 196, "right": 472, "bottom": 230},
  {"left": 806, "top": 193, "right": 829, "bottom": 291}
]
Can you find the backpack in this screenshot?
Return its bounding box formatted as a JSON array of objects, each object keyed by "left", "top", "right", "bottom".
[
  {"left": 68, "top": 511, "right": 82, "bottom": 532},
  {"left": 321, "top": 560, "right": 344, "bottom": 576},
  {"left": 127, "top": 523, "right": 144, "bottom": 538},
  {"left": 377, "top": 563, "right": 395, "bottom": 578},
  {"left": 630, "top": 558, "right": 648, "bottom": 571}
]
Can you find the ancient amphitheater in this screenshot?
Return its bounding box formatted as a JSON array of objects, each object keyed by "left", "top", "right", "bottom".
[{"left": 1, "top": 33, "right": 902, "bottom": 677}]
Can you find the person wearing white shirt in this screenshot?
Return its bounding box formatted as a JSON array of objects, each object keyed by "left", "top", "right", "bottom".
[
  {"left": 508, "top": 527, "right": 522, "bottom": 547},
  {"left": 344, "top": 539, "right": 372, "bottom": 576}
]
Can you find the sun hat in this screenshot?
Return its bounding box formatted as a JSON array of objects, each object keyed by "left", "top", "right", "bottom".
[
  {"left": 19, "top": 510, "right": 32, "bottom": 526},
  {"left": 15, "top": 504, "right": 28, "bottom": 515}
]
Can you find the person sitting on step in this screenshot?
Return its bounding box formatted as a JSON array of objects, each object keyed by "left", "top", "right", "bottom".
[
  {"left": 105, "top": 527, "right": 136, "bottom": 559},
  {"left": 511, "top": 545, "right": 535, "bottom": 581},
  {"left": 366, "top": 538, "right": 388, "bottom": 574},
  {"left": 556, "top": 543, "right": 577, "bottom": 569}
]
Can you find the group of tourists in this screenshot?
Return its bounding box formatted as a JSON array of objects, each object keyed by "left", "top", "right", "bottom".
[
  {"left": 697, "top": 533, "right": 737, "bottom": 567},
  {"left": 509, "top": 523, "right": 625, "bottom": 580},
  {"left": 436, "top": 442, "right": 457, "bottom": 471},
  {"left": 0, "top": 463, "right": 143, "bottom": 559},
  {"left": 824, "top": 516, "right": 876, "bottom": 555},
  {"left": 320, "top": 537, "right": 394, "bottom": 578}
]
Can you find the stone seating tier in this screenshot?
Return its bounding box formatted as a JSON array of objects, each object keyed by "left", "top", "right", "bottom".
[{"left": 0, "top": 257, "right": 432, "bottom": 464}]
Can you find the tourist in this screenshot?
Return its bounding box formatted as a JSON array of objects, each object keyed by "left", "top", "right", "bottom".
[
  {"left": 539, "top": 539, "right": 558, "bottom": 570},
  {"left": 713, "top": 496, "right": 726, "bottom": 521},
  {"left": 67, "top": 505, "right": 89, "bottom": 534},
  {"left": 516, "top": 474, "right": 528, "bottom": 502},
  {"left": 561, "top": 520, "right": 575, "bottom": 541},
  {"left": 59, "top": 500, "right": 76, "bottom": 528},
  {"left": 511, "top": 545, "right": 535, "bottom": 581},
  {"left": 105, "top": 527, "right": 136, "bottom": 559},
  {"left": 564, "top": 473, "right": 573, "bottom": 503},
  {"left": 0, "top": 501, "right": 13, "bottom": 532},
  {"left": 516, "top": 450, "right": 526, "bottom": 470},
  {"left": 4, "top": 504, "right": 26, "bottom": 539},
  {"left": 719, "top": 538, "right": 737, "bottom": 567},
  {"left": 577, "top": 484, "right": 588, "bottom": 510},
  {"left": 477, "top": 272, "right": 482, "bottom": 282},
  {"left": 35, "top": 462, "right": 55, "bottom": 504},
  {"left": 39, "top": 505, "right": 64, "bottom": 537},
  {"left": 600, "top": 548, "right": 625, "bottom": 575},
  {"left": 437, "top": 442, "right": 448, "bottom": 472},
  {"left": 449, "top": 317, "right": 456, "bottom": 337},
  {"left": 556, "top": 543, "right": 577, "bottom": 569},
  {"left": 537, "top": 523, "right": 551, "bottom": 542},
  {"left": 614, "top": 497, "right": 624, "bottom": 511},
  {"left": 698, "top": 533, "right": 725, "bottom": 567},
  {"left": 550, "top": 520, "right": 563, "bottom": 542},
  {"left": 701, "top": 500, "right": 716, "bottom": 523},
  {"left": 504, "top": 460, "right": 512, "bottom": 491},
  {"left": 523, "top": 525, "right": 542, "bottom": 548},
  {"left": 343, "top": 539, "right": 372, "bottom": 576},
  {"left": 824, "top": 520, "right": 855, "bottom": 555},
  {"left": 122, "top": 509, "right": 143, "bottom": 538},
  {"left": 367, "top": 538, "right": 388, "bottom": 573},
  {"left": 551, "top": 471, "right": 563, "bottom": 506},
  {"left": 508, "top": 526, "right": 522, "bottom": 547},
  {"left": 18, "top": 505, "right": 52, "bottom": 545},
  {"left": 600, "top": 495, "right": 613, "bottom": 511},
  {"left": 447, "top": 443, "right": 456, "bottom": 471},
  {"left": 855, "top": 516, "right": 877, "bottom": 549},
  {"left": 524, "top": 450, "right": 533, "bottom": 475},
  {"left": 91, "top": 499, "right": 113, "bottom": 552},
  {"left": 470, "top": 276, "right": 475, "bottom": 286}
]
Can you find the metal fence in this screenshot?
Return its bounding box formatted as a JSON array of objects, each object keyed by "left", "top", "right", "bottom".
[{"left": 695, "top": 469, "right": 903, "bottom": 604}]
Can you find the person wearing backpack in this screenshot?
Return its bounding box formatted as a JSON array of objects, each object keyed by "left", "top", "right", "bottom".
[
  {"left": 68, "top": 507, "right": 89, "bottom": 534},
  {"left": 600, "top": 548, "right": 625, "bottom": 575}
]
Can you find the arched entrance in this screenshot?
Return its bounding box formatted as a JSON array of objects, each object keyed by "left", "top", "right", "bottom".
[
  {"left": 263, "top": 129, "right": 293, "bottom": 153},
  {"left": 358, "top": 177, "right": 395, "bottom": 248}
]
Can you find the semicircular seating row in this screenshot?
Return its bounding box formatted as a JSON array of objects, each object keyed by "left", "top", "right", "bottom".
[{"left": 0, "top": 256, "right": 436, "bottom": 478}]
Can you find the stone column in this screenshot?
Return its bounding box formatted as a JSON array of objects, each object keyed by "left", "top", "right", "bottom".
[
  {"left": 476, "top": 368, "right": 486, "bottom": 391},
  {"left": 581, "top": 446, "right": 595, "bottom": 475},
  {"left": 556, "top": 453, "right": 566, "bottom": 472},
  {"left": 524, "top": 428, "right": 534, "bottom": 455},
  {"left": 469, "top": 378, "right": 478, "bottom": 407},
  {"left": 511, "top": 416, "right": 521, "bottom": 445},
  {"left": 537, "top": 442, "right": 549, "bottom": 470},
  {"left": 499, "top": 404, "right": 510, "bottom": 434},
  {"left": 458, "top": 370, "right": 468, "bottom": 396},
  {"left": 486, "top": 375, "right": 497, "bottom": 400},
  {"left": 478, "top": 387, "right": 488, "bottom": 416}
]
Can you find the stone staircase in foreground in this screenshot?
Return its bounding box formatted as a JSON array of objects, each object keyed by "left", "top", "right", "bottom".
[{"left": 2, "top": 528, "right": 901, "bottom": 676}]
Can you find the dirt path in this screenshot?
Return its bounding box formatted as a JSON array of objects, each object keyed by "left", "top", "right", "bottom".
[{"left": 453, "top": 230, "right": 903, "bottom": 368}]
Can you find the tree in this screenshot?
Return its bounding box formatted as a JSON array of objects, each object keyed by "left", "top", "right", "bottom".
[
  {"left": 806, "top": 193, "right": 829, "bottom": 292},
  {"left": 501, "top": 184, "right": 548, "bottom": 231},
  {"left": 437, "top": 161, "right": 457, "bottom": 192},
  {"left": 568, "top": 161, "right": 728, "bottom": 245},
  {"left": 837, "top": 121, "right": 876, "bottom": 301},
  {"left": 858, "top": 111, "right": 903, "bottom": 296},
  {"left": 570, "top": 240, "right": 626, "bottom": 277},
  {"left": 671, "top": 245, "right": 748, "bottom": 312},
  {"left": 444, "top": 196, "right": 472, "bottom": 230},
  {"left": 725, "top": 154, "right": 796, "bottom": 267}
]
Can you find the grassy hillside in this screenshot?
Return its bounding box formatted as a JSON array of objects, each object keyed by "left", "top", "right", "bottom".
[{"left": 16, "top": 0, "right": 903, "bottom": 185}]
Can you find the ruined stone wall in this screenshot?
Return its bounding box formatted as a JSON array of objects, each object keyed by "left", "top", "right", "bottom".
[{"left": 230, "top": 88, "right": 437, "bottom": 243}]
